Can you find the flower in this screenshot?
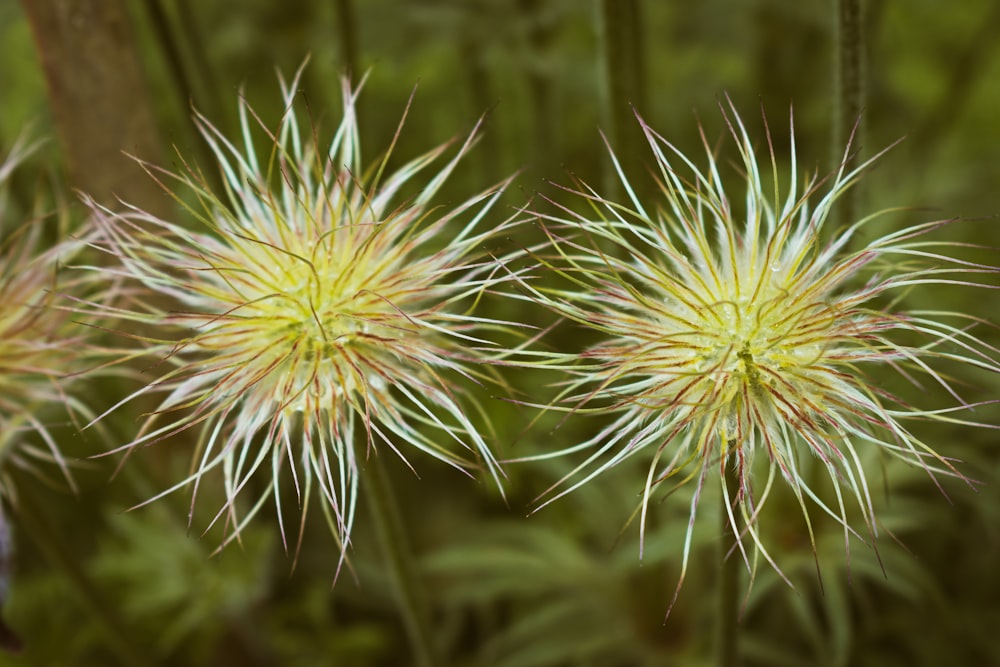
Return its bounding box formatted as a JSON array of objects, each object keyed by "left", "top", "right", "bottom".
[
  {"left": 87, "top": 69, "right": 518, "bottom": 573},
  {"left": 0, "top": 139, "right": 101, "bottom": 497},
  {"left": 514, "top": 100, "right": 998, "bottom": 608}
]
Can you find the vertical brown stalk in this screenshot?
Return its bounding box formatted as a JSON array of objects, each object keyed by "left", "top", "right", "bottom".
[{"left": 20, "top": 0, "right": 167, "bottom": 216}]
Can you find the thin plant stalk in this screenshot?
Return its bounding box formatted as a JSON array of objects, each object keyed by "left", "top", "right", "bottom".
[
  {"left": 459, "top": 34, "right": 502, "bottom": 184},
  {"left": 360, "top": 446, "right": 440, "bottom": 667},
  {"left": 834, "top": 0, "right": 865, "bottom": 228},
  {"left": 597, "top": 0, "right": 647, "bottom": 200},
  {"left": 175, "top": 0, "right": 225, "bottom": 126},
  {"left": 333, "top": 0, "right": 360, "bottom": 77},
  {"left": 518, "top": 0, "right": 557, "bottom": 180},
  {"left": 144, "top": 0, "right": 223, "bottom": 191},
  {"left": 716, "top": 462, "right": 742, "bottom": 667}
]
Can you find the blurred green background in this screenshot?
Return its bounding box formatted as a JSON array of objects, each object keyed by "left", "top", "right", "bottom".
[{"left": 1, "top": 1, "right": 999, "bottom": 666}]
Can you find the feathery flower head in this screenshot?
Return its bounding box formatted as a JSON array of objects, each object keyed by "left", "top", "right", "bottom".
[
  {"left": 0, "top": 139, "right": 99, "bottom": 494},
  {"left": 518, "top": 100, "right": 998, "bottom": 604},
  {"left": 88, "top": 69, "right": 517, "bottom": 570}
]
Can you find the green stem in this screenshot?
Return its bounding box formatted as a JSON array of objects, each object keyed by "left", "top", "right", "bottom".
[
  {"left": 360, "top": 449, "right": 439, "bottom": 667},
  {"left": 716, "top": 463, "right": 741, "bottom": 667},
  {"left": 333, "top": 0, "right": 360, "bottom": 77},
  {"left": 175, "top": 0, "right": 226, "bottom": 127},
  {"left": 518, "top": 0, "right": 557, "bottom": 180},
  {"left": 597, "top": 0, "right": 647, "bottom": 200},
  {"left": 10, "top": 486, "right": 147, "bottom": 667},
  {"left": 143, "top": 0, "right": 222, "bottom": 190},
  {"left": 459, "top": 33, "right": 501, "bottom": 185},
  {"left": 834, "top": 0, "right": 865, "bottom": 228}
]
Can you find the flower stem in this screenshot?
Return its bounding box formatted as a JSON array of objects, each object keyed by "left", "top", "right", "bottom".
[
  {"left": 597, "top": 0, "right": 647, "bottom": 199},
  {"left": 518, "top": 0, "right": 557, "bottom": 180},
  {"left": 333, "top": 0, "right": 360, "bottom": 77},
  {"left": 360, "top": 449, "right": 440, "bottom": 667},
  {"left": 142, "top": 0, "right": 226, "bottom": 188},
  {"left": 834, "top": 0, "right": 865, "bottom": 228},
  {"left": 716, "top": 462, "right": 741, "bottom": 667}
]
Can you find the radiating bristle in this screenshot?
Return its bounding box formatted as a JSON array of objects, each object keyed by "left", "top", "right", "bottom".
[
  {"left": 85, "top": 71, "right": 521, "bottom": 573},
  {"left": 510, "top": 101, "right": 998, "bottom": 607}
]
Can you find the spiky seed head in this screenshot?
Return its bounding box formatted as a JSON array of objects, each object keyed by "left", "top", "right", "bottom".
[
  {"left": 514, "top": 99, "right": 998, "bottom": 610},
  {"left": 87, "top": 70, "right": 519, "bottom": 573},
  {"left": 0, "top": 139, "right": 103, "bottom": 496}
]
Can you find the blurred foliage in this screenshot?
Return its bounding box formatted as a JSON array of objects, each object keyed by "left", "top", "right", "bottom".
[{"left": 1, "top": 0, "right": 999, "bottom": 665}]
